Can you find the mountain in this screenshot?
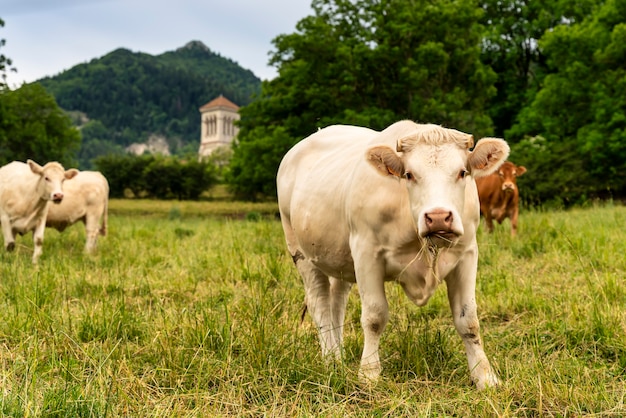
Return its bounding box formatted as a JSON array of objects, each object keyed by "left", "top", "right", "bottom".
[{"left": 37, "top": 41, "right": 262, "bottom": 167}]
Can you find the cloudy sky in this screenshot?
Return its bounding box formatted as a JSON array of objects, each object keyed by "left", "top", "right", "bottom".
[{"left": 1, "top": 0, "right": 313, "bottom": 88}]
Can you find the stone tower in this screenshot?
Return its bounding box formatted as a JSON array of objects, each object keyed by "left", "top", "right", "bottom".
[{"left": 198, "top": 95, "right": 240, "bottom": 157}]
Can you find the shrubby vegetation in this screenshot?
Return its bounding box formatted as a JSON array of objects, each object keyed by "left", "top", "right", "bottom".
[{"left": 94, "top": 154, "right": 216, "bottom": 200}]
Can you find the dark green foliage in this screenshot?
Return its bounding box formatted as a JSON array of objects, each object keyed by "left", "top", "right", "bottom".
[
  {"left": 230, "top": 0, "right": 496, "bottom": 199},
  {"left": 77, "top": 120, "right": 125, "bottom": 169},
  {"left": 228, "top": 125, "right": 297, "bottom": 200},
  {"left": 94, "top": 154, "right": 150, "bottom": 198},
  {"left": 228, "top": 0, "right": 626, "bottom": 205},
  {"left": 37, "top": 41, "right": 261, "bottom": 165},
  {"left": 94, "top": 153, "right": 216, "bottom": 200},
  {"left": 509, "top": 0, "right": 626, "bottom": 202},
  {"left": 0, "top": 83, "right": 81, "bottom": 165},
  {"left": 479, "top": 0, "right": 598, "bottom": 137},
  {"left": 510, "top": 136, "right": 593, "bottom": 207}
]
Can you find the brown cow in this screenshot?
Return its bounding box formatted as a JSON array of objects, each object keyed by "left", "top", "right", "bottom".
[{"left": 475, "top": 161, "right": 526, "bottom": 236}]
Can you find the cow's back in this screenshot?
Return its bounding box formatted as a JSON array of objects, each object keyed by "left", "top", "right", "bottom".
[
  {"left": 0, "top": 162, "right": 40, "bottom": 216},
  {"left": 278, "top": 125, "right": 402, "bottom": 277},
  {"left": 279, "top": 126, "right": 374, "bottom": 264},
  {"left": 0, "top": 161, "right": 36, "bottom": 194}
]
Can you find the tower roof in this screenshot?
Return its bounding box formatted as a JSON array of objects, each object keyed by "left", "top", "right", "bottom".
[{"left": 199, "top": 95, "right": 239, "bottom": 112}]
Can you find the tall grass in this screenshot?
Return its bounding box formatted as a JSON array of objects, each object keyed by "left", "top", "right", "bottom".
[{"left": 0, "top": 201, "right": 624, "bottom": 416}]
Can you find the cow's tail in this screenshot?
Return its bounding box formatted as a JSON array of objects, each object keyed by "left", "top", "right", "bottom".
[
  {"left": 300, "top": 302, "right": 308, "bottom": 325},
  {"left": 100, "top": 197, "right": 108, "bottom": 236}
]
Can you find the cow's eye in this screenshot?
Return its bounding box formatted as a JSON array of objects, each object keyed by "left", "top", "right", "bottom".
[
  {"left": 459, "top": 169, "right": 469, "bottom": 179},
  {"left": 44, "top": 176, "right": 50, "bottom": 182},
  {"left": 404, "top": 172, "right": 414, "bottom": 181}
]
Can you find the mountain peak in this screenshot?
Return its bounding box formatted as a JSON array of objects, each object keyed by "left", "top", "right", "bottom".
[{"left": 181, "top": 41, "right": 211, "bottom": 53}]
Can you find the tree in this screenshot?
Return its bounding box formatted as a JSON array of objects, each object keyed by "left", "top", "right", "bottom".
[
  {"left": 479, "top": 0, "right": 598, "bottom": 137},
  {"left": 509, "top": 0, "right": 626, "bottom": 200},
  {"left": 230, "top": 0, "right": 496, "bottom": 199},
  {"left": 0, "top": 83, "right": 81, "bottom": 165}
]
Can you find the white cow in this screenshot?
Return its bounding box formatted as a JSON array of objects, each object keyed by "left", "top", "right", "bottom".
[
  {"left": 0, "top": 160, "right": 79, "bottom": 263},
  {"left": 277, "top": 121, "right": 509, "bottom": 389},
  {"left": 46, "top": 171, "right": 109, "bottom": 253}
]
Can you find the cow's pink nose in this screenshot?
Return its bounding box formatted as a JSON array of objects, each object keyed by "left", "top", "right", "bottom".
[
  {"left": 52, "top": 192, "right": 64, "bottom": 202},
  {"left": 502, "top": 182, "right": 515, "bottom": 191},
  {"left": 425, "top": 210, "right": 453, "bottom": 232}
]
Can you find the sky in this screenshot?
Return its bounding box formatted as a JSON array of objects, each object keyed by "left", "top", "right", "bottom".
[{"left": 1, "top": 0, "right": 313, "bottom": 88}]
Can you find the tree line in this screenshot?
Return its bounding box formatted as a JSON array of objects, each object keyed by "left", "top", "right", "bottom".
[
  {"left": 3, "top": 2, "right": 626, "bottom": 206},
  {"left": 229, "top": 0, "right": 626, "bottom": 206}
]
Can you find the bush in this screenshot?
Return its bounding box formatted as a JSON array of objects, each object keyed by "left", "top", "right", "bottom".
[{"left": 94, "top": 154, "right": 216, "bottom": 199}]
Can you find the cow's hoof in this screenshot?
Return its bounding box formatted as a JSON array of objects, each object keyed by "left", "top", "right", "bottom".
[
  {"left": 6, "top": 242, "right": 15, "bottom": 252},
  {"left": 358, "top": 364, "right": 381, "bottom": 384},
  {"left": 474, "top": 372, "right": 500, "bottom": 390}
]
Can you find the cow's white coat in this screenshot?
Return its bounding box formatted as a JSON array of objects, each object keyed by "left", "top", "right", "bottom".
[
  {"left": 277, "top": 121, "right": 509, "bottom": 389},
  {"left": 46, "top": 171, "right": 109, "bottom": 253},
  {"left": 0, "top": 160, "right": 79, "bottom": 263}
]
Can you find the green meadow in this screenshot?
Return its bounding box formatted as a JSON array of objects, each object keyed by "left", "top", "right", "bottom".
[{"left": 1, "top": 200, "right": 624, "bottom": 417}]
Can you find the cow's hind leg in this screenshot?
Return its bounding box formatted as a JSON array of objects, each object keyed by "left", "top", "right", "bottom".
[
  {"left": 84, "top": 216, "right": 99, "bottom": 253},
  {"left": 329, "top": 277, "right": 352, "bottom": 350},
  {"left": 294, "top": 253, "right": 341, "bottom": 359}
]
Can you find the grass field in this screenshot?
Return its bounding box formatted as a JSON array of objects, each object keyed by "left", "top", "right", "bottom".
[{"left": 1, "top": 200, "right": 625, "bottom": 416}]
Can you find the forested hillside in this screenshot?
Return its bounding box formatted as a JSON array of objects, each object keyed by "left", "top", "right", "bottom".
[{"left": 37, "top": 41, "right": 261, "bottom": 167}]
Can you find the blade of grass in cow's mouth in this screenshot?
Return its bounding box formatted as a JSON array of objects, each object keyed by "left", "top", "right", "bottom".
[{"left": 427, "top": 232, "right": 458, "bottom": 247}]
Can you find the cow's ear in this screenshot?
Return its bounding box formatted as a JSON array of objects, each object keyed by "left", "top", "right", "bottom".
[
  {"left": 65, "top": 169, "right": 79, "bottom": 180},
  {"left": 367, "top": 146, "right": 405, "bottom": 178},
  {"left": 516, "top": 166, "right": 527, "bottom": 176},
  {"left": 468, "top": 137, "right": 510, "bottom": 178},
  {"left": 27, "top": 159, "right": 43, "bottom": 175}
]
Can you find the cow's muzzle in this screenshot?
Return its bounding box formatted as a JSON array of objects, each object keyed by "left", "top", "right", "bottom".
[
  {"left": 502, "top": 183, "right": 516, "bottom": 192},
  {"left": 424, "top": 210, "right": 459, "bottom": 247},
  {"left": 51, "top": 192, "right": 64, "bottom": 203}
]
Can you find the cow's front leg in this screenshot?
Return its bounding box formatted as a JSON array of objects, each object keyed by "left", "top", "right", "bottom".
[
  {"left": 510, "top": 207, "right": 519, "bottom": 237},
  {"left": 483, "top": 211, "right": 495, "bottom": 233},
  {"left": 31, "top": 219, "right": 46, "bottom": 264},
  {"left": 1, "top": 214, "right": 15, "bottom": 251},
  {"left": 446, "top": 254, "right": 499, "bottom": 390},
  {"left": 354, "top": 256, "right": 388, "bottom": 382}
]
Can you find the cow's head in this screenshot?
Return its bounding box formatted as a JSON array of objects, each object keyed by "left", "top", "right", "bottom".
[
  {"left": 367, "top": 124, "right": 509, "bottom": 247},
  {"left": 497, "top": 161, "right": 526, "bottom": 193},
  {"left": 28, "top": 160, "right": 79, "bottom": 203}
]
